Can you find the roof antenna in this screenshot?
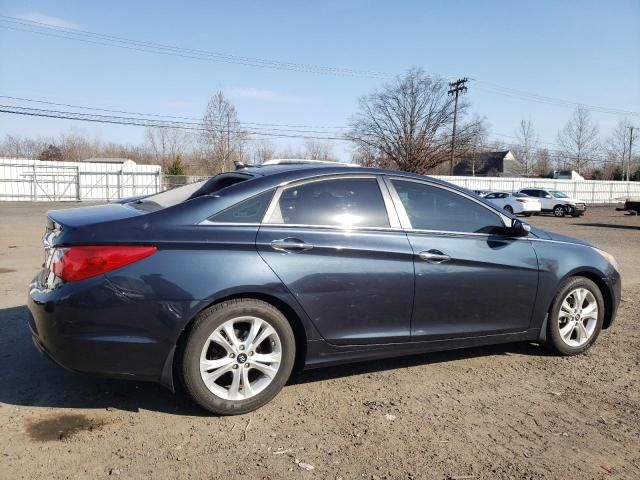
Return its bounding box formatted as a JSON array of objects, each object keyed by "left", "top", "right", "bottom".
[{"left": 234, "top": 160, "right": 252, "bottom": 170}]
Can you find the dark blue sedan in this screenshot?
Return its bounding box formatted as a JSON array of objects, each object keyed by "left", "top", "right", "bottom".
[{"left": 28, "top": 163, "right": 621, "bottom": 414}]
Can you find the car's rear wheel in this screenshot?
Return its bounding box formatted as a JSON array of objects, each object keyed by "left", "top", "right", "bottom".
[
  {"left": 504, "top": 205, "right": 514, "bottom": 214},
  {"left": 545, "top": 277, "right": 604, "bottom": 355},
  {"left": 179, "top": 299, "right": 295, "bottom": 415},
  {"left": 523, "top": 212, "right": 532, "bottom": 217},
  {"left": 553, "top": 205, "right": 566, "bottom": 217}
]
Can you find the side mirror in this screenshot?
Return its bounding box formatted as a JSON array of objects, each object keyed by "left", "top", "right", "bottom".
[
  {"left": 510, "top": 218, "right": 531, "bottom": 237},
  {"left": 545, "top": 194, "right": 552, "bottom": 199}
]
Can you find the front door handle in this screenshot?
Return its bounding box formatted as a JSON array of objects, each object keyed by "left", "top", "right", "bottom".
[
  {"left": 270, "top": 238, "right": 314, "bottom": 252},
  {"left": 418, "top": 250, "right": 451, "bottom": 263}
]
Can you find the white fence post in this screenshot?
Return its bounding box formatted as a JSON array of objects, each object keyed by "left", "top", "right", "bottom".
[{"left": 76, "top": 166, "right": 81, "bottom": 201}]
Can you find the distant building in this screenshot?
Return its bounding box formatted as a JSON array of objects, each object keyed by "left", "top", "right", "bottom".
[
  {"left": 83, "top": 157, "right": 137, "bottom": 167},
  {"left": 453, "top": 150, "right": 524, "bottom": 177}
]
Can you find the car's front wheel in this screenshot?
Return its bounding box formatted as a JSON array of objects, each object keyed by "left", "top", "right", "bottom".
[
  {"left": 553, "top": 205, "right": 566, "bottom": 217},
  {"left": 545, "top": 277, "right": 604, "bottom": 355},
  {"left": 179, "top": 299, "right": 296, "bottom": 415},
  {"left": 504, "top": 205, "right": 514, "bottom": 214}
]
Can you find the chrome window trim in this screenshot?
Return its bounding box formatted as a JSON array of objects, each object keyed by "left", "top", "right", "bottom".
[
  {"left": 258, "top": 223, "right": 405, "bottom": 234},
  {"left": 261, "top": 174, "right": 400, "bottom": 230},
  {"left": 199, "top": 221, "right": 261, "bottom": 227},
  {"left": 376, "top": 176, "right": 402, "bottom": 228},
  {"left": 383, "top": 176, "right": 512, "bottom": 230}
]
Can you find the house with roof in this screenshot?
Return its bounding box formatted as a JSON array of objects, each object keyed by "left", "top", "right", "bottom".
[{"left": 453, "top": 150, "right": 525, "bottom": 177}]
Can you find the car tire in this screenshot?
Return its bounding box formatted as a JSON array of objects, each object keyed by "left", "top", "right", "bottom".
[
  {"left": 523, "top": 212, "right": 532, "bottom": 217},
  {"left": 504, "top": 205, "right": 514, "bottom": 214},
  {"left": 553, "top": 205, "right": 566, "bottom": 217},
  {"left": 179, "top": 299, "right": 296, "bottom": 415},
  {"left": 545, "top": 277, "right": 604, "bottom": 356}
]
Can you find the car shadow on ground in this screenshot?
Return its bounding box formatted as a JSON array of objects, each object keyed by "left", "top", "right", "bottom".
[
  {"left": 1, "top": 305, "right": 550, "bottom": 416},
  {"left": 572, "top": 223, "right": 640, "bottom": 231},
  {"left": 291, "top": 341, "right": 549, "bottom": 386}
]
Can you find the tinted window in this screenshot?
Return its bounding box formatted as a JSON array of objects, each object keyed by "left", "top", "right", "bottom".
[
  {"left": 267, "top": 178, "right": 389, "bottom": 228},
  {"left": 209, "top": 190, "right": 274, "bottom": 223},
  {"left": 484, "top": 193, "right": 498, "bottom": 199},
  {"left": 391, "top": 180, "right": 503, "bottom": 233},
  {"left": 521, "top": 189, "right": 537, "bottom": 197}
]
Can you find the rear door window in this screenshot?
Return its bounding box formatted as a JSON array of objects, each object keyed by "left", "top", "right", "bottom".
[{"left": 266, "top": 177, "right": 390, "bottom": 228}]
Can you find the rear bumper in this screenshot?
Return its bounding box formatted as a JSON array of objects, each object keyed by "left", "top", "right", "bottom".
[
  {"left": 27, "top": 273, "right": 194, "bottom": 382},
  {"left": 520, "top": 203, "right": 542, "bottom": 212}
]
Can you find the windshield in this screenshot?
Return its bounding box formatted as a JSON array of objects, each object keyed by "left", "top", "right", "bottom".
[
  {"left": 513, "top": 192, "right": 528, "bottom": 198},
  {"left": 550, "top": 191, "right": 569, "bottom": 198}
]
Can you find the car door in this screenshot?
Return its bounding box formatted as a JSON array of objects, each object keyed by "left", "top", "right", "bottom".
[
  {"left": 386, "top": 177, "right": 539, "bottom": 339},
  {"left": 256, "top": 175, "right": 415, "bottom": 345},
  {"left": 526, "top": 189, "right": 552, "bottom": 210}
]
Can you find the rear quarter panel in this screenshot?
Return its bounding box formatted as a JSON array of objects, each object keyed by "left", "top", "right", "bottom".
[{"left": 103, "top": 224, "right": 323, "bottom": 343}]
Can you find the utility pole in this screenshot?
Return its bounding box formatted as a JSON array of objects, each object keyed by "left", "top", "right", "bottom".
[
  {"left": 627, "top": 126, "right": 634, "bottom": 182},
  {"left": 226, "top": 111, "right": 231, "bottom": 170},
  {"left": 448, "top": 77, "right": 469, "bottom": 175}
]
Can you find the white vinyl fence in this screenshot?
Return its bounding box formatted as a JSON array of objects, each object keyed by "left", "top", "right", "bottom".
[
  {"left": 2, "top": 159, "right": 639, "bottom": 204},
  {"left": 0, "top": 158, "right": 162, "bottom": 201},
  {"left": 432, "top": 175, "right": 640, "bottom": 204}
]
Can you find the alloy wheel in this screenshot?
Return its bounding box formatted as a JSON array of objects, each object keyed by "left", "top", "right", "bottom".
[
  {"left": 557, "top": 288, "right": 598, "bottom": 347},
  {"left": 199, "top": 316, "right": 282, "bottom": 401}
]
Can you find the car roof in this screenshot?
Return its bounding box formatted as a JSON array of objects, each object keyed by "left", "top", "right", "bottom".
[{"left": 241, "top": 163, "right": 455, "bottom": 188}]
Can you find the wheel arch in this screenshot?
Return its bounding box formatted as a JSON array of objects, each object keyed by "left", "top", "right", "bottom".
[
  {"left": 558, "top": 270, "right": 614, "bottom": 330},
  {"left": 164, "top": 291, "right": 310, "bottom": 392}
]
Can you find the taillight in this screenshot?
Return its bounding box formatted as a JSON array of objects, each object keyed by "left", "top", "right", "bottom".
[
  {"left": 516, "top": 198, "right": 527, "bottom": 203},
  {"left": 49, "top": 245, "right": 157, "bottom": 282}
]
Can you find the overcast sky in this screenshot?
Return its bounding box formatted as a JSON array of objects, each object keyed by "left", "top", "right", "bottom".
[{"left": 1, "top": 0, "right": 639, "bottom": 160}]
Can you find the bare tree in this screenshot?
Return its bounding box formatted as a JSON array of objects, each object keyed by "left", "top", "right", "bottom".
[
  {"left": 200, "top": 91, "right": 247, "bottom": 174},
  {"left": 556, "top": 107, "right": 600, "bottom": 174},
  {"left": 0, "top": 134, "right": 46, "bottom": 159},
  {"left": 145, "top": 127, "right": 191, "bottom": 170},
  {"left": 347, "top": 68, "right": 479, "bottom": 174},
  {"left": 606, "top": 118, "right": 634, "bottom": 176},
  {"left": 250, "top": 140, "right": 276, "bottom": 165},
  {"left": 513, "top": 119, "right": 538, "bottom": 177},
  {"left": 301, "top": 139, "right": 336, "bottom": 160},
  {"left": 533, "top": 148, "right": 552, "bottom": 177}
]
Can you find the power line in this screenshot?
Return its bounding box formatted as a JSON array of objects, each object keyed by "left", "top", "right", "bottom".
[
  {"left": 0, "top": 95, "right": 346, "bottom": 131},
  {"left": 1, "top": 15, "right": 637, "bottom": 117},
  {"left": 0, "top": 95, "right": 347, "bottom": 135},
  {"left": 0, "top": 16, "right": 389, "bottom": 78},
  {"left": 0, "top": 104, "right": 348, "bottom": 141},
  {"left": 475, "top": 82, "right": 639, "bottom": 117}
]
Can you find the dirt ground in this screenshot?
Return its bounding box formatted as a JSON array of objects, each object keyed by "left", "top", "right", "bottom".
[{"left": 0, "top": 202, "right": 638, "bottom": 480}]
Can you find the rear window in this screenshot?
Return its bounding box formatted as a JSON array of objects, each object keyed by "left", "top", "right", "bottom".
[{"left": 128, "top": 173, "right": 251, "bottom": 211}]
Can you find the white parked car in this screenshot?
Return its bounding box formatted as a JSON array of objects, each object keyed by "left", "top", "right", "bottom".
[
  {"left": 518, "top": 188, "right": 587, "bottom": 217},
  {"left": 483, "top": 191, "right": 542, "bottom": 217}
]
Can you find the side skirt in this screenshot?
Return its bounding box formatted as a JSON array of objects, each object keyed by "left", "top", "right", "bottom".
[{"left": 304, "top": 329, "right": 541, "bottom": 370}]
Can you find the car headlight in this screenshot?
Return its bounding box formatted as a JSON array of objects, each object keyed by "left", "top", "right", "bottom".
[{"left": 593, "top": 248, "right": 618, "bottom": 271}]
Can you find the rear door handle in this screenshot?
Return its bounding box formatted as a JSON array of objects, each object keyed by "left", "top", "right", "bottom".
[
  {"left": 270, "top": 238, "right": 314, "bottom": 252},
  {"left": 418, "top": 250, "right": 451, "bottom": 263}
]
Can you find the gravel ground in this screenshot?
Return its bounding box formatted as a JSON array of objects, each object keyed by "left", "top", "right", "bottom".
[{"left": 0, "top": 202, "right": 638, "bottom": 480}]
